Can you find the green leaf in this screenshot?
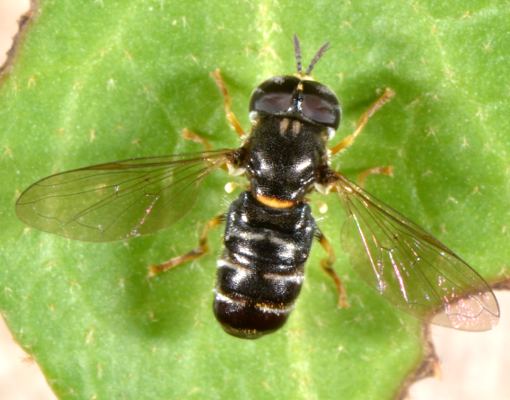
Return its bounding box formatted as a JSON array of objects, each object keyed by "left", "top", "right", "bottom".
[{"left": 1, "top": 1, "right": 509, "bottom": 399}]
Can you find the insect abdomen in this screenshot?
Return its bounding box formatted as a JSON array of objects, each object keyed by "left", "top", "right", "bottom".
[{"left": 214, "top": 191, "right": 316, "bottom": 339}]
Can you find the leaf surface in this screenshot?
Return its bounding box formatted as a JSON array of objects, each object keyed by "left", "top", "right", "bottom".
[{"left": 1, "top": 1, "right": 509, "bottom": 399}]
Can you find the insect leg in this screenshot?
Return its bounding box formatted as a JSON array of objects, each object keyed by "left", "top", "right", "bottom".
[
  {"left": 330, "top": 88, "right": 395, "bottom": 156},
  {"left": 181, "top": 128, "right": 213, "bottom": 151},
  {"left": 211, "top": 69, "right": 246, "bottom": 138},
  {"left": 180, "top": 128, "right": 231, "bottom": 173},
  {"left": 357, "top": 165, "right": 394, "bottom": 187},
  {"left": 317, "top": 230, "right": 350, "bottom": 308},
  {"left": 148, "top": 215, "right": 223, "bottom": 276}
]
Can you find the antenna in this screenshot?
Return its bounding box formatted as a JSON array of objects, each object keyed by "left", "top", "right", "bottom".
[
  {"left": 293, "top": 33, "right": 330, "bottom": 75},
  {"left": 293, "top": 33, "right": 302, "bottom": 74},
  {"left": 306, "top": 40, "right": 329, "bottom": 75}
]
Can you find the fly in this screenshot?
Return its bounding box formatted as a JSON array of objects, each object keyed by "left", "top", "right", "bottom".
[{"left": 15, "top": 34, "right": 499, "bottom": 339}]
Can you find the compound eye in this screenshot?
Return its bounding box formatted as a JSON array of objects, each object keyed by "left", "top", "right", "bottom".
[
  {"left": 302, "top": 81, "right": 341, "bottom": 129},
  {"left": 249, "top": 76, "right": 300, "bottom": 114}
]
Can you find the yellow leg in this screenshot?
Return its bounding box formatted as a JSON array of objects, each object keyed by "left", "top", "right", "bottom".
[
  {"left": 181, "top": 128, "right": 213, "bottom": 151},
  {"left": 317, "top": 231, "right": 350, "bottom": 308},
  {"left": 181, "top": 127, "right": 229, "bottom": 172},
  {"left": 148, "top": 215, "right": 223, "bottom": 276},
  {"left": 211, "top": 69, "right": 246, "bottom": 138},
  {"left": 358, "top": 165, "right": 394, "bottom": 188},
  {"left": 330, "top": 88, "right": 395, "bottom": 156}
]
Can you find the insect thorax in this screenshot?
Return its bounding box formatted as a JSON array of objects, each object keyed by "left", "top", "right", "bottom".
[{"left": 243, "top": 115, "right": 329, "bottom": 207}]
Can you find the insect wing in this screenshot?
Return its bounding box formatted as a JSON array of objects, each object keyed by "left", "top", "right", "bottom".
[
  {"left": 334, "top": 174, "right": 499, "bottom": 331},
  {"left": 16, "top": 150, "right": 231, "bottom": 242}
]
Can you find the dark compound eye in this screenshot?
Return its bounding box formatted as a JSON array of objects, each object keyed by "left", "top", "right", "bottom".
[
  {"left": 249, "top": 76, "right": 300, "bottom": 114},
  {"left": 301, "top": 81, "right": 341, "bottom": 129}
]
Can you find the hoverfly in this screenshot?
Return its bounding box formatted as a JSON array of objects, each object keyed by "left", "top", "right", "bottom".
[{"left": 16, "top": 35, "right": 499, "bottom": 339}]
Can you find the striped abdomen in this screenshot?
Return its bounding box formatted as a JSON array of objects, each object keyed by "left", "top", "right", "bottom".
[{"left": 214, "top": 192, "right": 316, "bottom": 339}]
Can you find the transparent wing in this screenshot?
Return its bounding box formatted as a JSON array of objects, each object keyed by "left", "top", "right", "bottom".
[
  {"left": 334, "top": 174, "right": 499, "bottom": 331},
  {"left": 16, "top": 150, "right": 233, "bottom": 242}
]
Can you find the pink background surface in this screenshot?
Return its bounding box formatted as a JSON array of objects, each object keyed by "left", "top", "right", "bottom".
[{"left": 1, "top": 1, "right": 509, "bottom": 399}]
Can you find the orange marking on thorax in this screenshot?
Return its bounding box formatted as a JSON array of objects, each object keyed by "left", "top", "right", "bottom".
[{"left": 255, "top": 195, "right": 294, "bottom": 209}]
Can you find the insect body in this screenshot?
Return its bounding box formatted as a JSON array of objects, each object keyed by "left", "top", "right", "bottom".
[{"left": 16, "top": 35, "right": 500, "bottom": 339}]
